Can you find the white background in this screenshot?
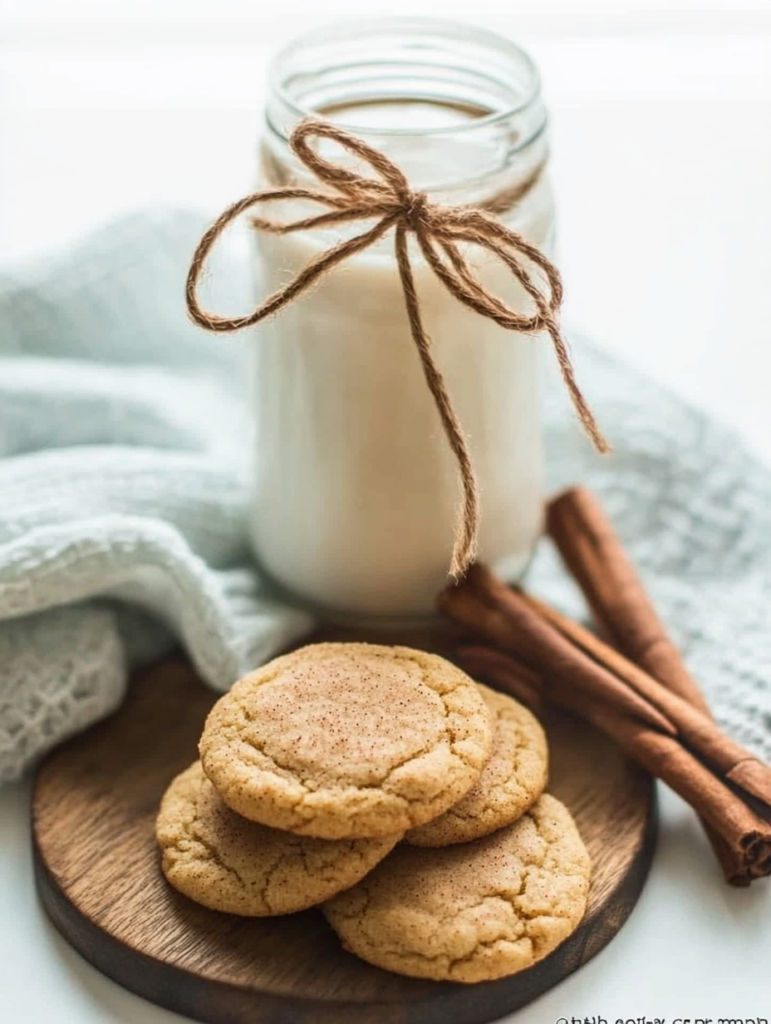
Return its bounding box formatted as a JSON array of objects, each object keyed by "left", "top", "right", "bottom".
[{"left": 1, "top": 2, "right": 771, "bottom": 1022}]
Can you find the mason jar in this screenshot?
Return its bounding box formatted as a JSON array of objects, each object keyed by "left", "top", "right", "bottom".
[{"left": 250, "top": 17, "right": 554, "bottom": 623}]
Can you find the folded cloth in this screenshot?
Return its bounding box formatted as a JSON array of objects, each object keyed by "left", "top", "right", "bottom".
[
  {"left": 1, "top": 208, "right": 769, "bottom": 783},
  {"left": 0, "top": 209, "right": 315, "bottom": 783}
]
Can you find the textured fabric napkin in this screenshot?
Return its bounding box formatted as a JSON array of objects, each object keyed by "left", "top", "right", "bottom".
[{"left": 1, "top": 208, "right": 769, "bottom": 784}]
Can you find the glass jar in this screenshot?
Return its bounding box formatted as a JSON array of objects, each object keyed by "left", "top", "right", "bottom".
[{"left": 250, "top": 17, "right": 554, "bottom": 623}]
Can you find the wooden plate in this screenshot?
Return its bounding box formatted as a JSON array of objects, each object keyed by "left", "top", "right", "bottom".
[{"left": 32, "top": 643, "right": 656, "bottom": 1024}]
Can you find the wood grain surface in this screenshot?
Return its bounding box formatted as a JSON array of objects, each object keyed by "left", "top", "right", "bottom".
[{"left": 32, "top": 634, "right": 657, "bottom": 1024}]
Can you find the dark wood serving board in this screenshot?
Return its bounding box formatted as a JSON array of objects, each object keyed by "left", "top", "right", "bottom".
[{"left": 32, "top": 635, "right": 657, "bottom": 1024}]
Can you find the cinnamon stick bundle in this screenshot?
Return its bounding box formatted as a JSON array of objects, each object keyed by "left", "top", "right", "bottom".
[
  {"left": 455, "top": 643, "right": 771, "bottom": 877},
  {"left": 547, "top": 486, "right": 765, "bottom": 886},
  {"left": 439, "top": 560, "right": 771, "bottom": 885}
]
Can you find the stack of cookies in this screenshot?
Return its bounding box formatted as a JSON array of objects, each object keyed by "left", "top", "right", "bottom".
[{"left": 156, "top": 642, "right": 590, "bottom": 984}]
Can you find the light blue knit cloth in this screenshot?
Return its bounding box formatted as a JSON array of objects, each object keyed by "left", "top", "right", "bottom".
[{"left": 1, "top": 208, "right": 769, "bottom": 782}]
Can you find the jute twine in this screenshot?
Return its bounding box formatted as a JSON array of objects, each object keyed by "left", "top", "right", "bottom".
[{"left": 186, "top": 119, "right": 610, "bottom": 579}]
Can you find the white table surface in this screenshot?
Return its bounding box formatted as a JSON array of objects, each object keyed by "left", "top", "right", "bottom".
[{"left": 2, "top": 6, "right": 771, "bottom": 1022}]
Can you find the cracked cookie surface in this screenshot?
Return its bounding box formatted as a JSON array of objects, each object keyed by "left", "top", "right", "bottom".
[
  {"left": 199, "top": 643, "right": 493, "bottom": 840},
  {"left": 406, "top": 684, "right": 548, "bottom": 847},
  {"left": 323, "top": 794, "right": 591, "bottom": 983},
  {"left": 156, "top": 762, "right": 401, "bottom": 916}
]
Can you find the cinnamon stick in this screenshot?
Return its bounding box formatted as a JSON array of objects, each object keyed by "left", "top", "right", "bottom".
[
  {"left": 547, "top": 486, "right": 761, "bottom": 885},
  {"left": 454, "top": 643, "right": 771, "bottom": 881},
  {"left": 546, "top": 487, "right": 708, "bottom": 710}
]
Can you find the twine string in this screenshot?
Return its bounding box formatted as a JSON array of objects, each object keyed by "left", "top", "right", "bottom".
[{"left": 186, "top": 118, "right": 610, "bottom": 579}]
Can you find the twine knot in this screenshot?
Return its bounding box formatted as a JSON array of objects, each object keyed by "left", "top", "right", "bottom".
[
  {"left": 186, "top": 118, "right": 609, "bottom": 580},
  {"left": 403, "top": 190, "right": 430, "bottom": 232}
]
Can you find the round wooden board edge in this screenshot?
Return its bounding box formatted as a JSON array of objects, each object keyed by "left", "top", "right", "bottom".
[{"left": 31, "top": 787, "right": 658, "bottom": 1024}]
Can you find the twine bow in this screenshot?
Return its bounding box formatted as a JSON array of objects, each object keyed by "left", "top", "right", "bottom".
[{"left": 186, "top": 119, "right": 609, "bottom": 579}]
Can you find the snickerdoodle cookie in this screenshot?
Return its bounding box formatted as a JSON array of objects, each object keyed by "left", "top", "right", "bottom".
[
  {"left": 156, "top": 761, "right": 401, "bottom": 916},
  {"left": 199, "top": 643, "right": 492, "bottom": 840},
  {"left": 323, "top": 794, "right": 591, "bottom": 983},
  {"left": 406, "top": 684, "right": 548, "bottom": 847}
]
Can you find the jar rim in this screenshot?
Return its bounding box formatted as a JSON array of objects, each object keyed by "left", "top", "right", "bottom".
[{"left": 268, "top": 16, "right": 542, "bottom": 138}]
